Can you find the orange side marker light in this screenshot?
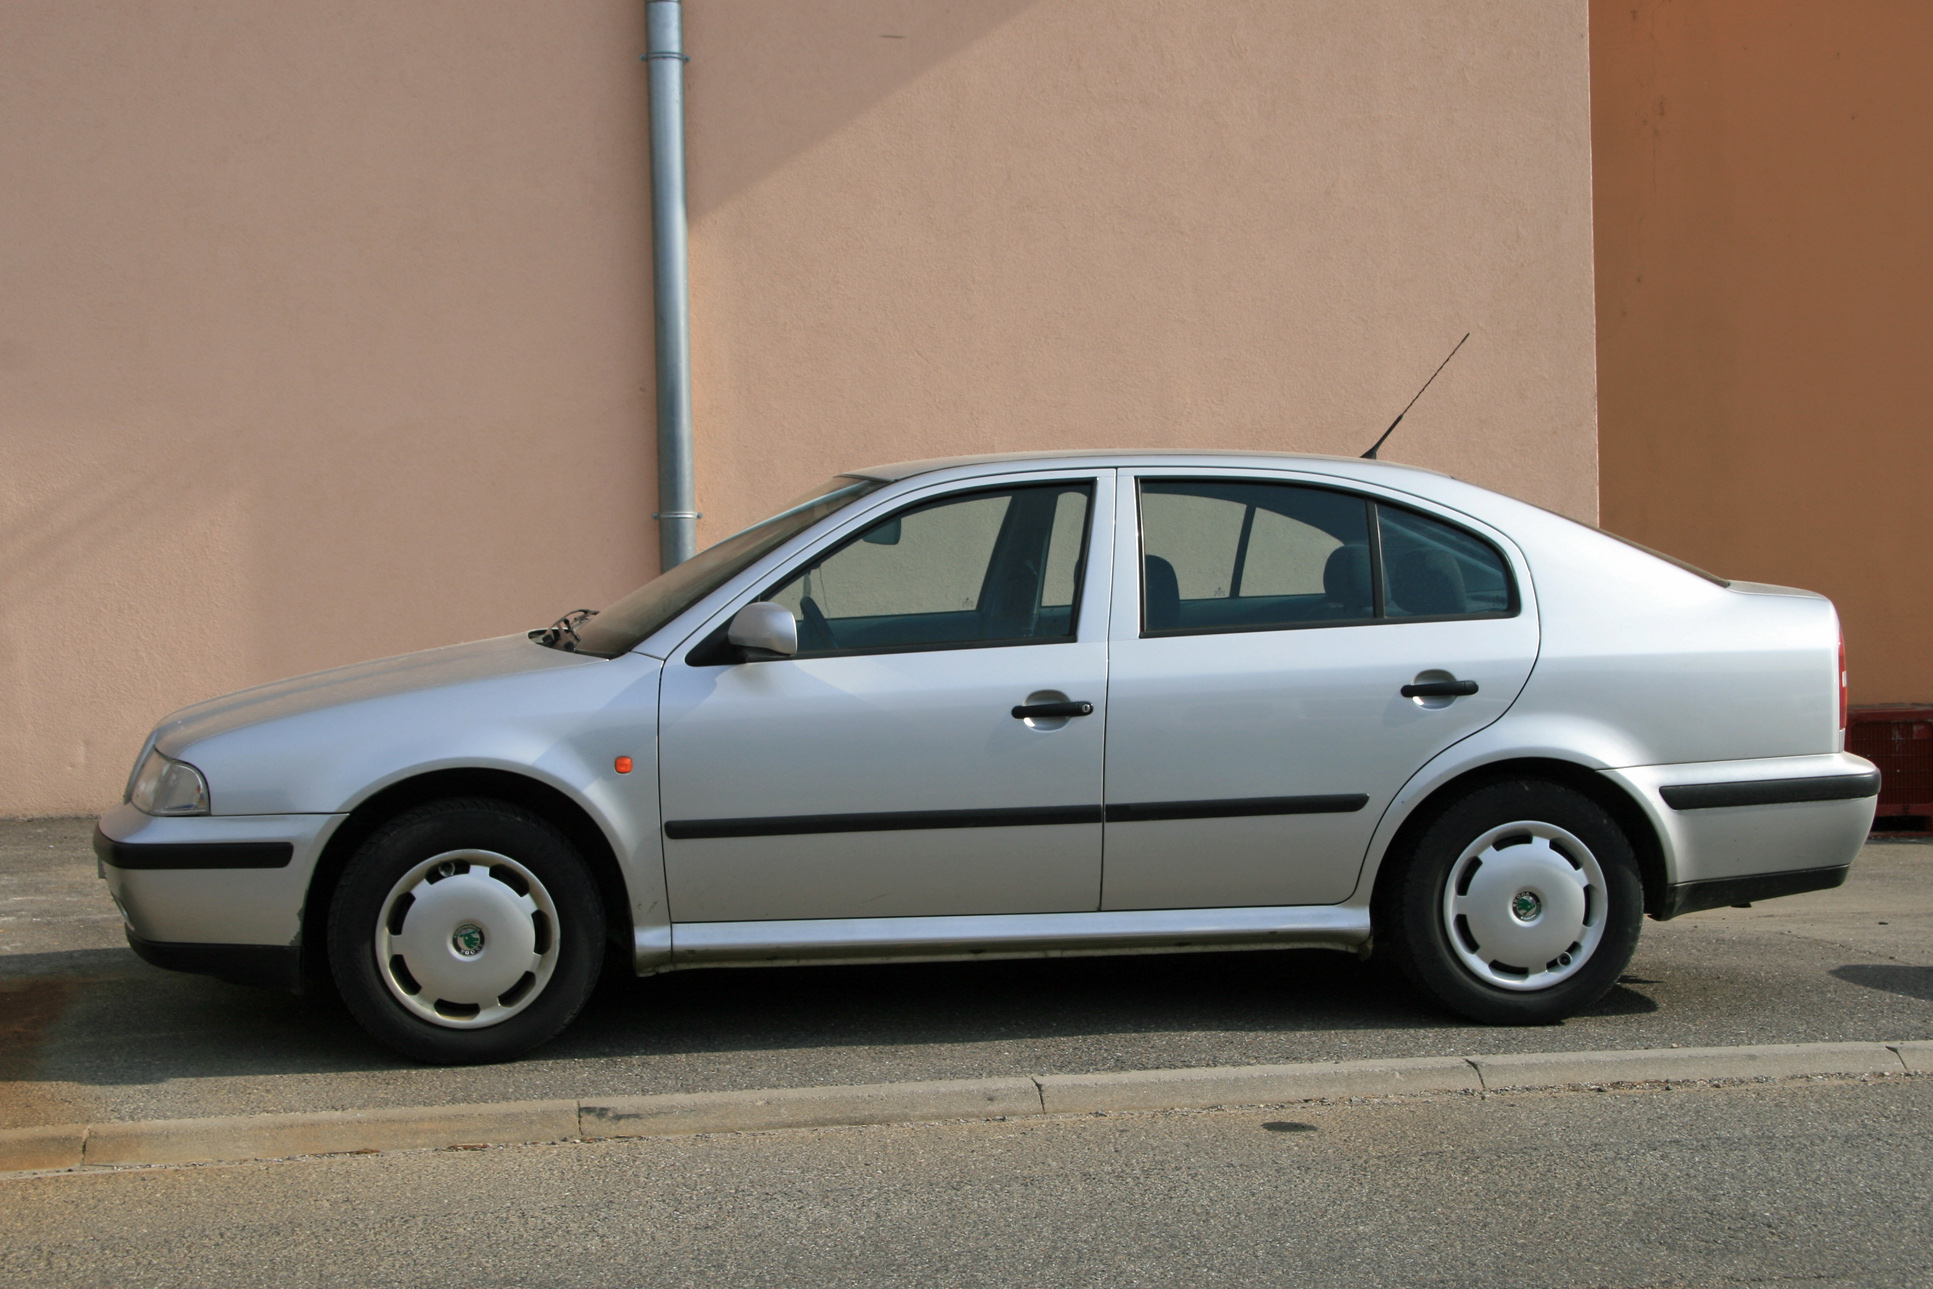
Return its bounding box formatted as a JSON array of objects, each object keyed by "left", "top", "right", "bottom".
[{"left": 614, "top": 756, "right": 633, "bottom": 774}]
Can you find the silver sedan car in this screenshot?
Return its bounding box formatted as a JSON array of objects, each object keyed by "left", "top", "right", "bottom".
[{"left": 96, "top": 452, "right": 1879, "bottom": 1063}]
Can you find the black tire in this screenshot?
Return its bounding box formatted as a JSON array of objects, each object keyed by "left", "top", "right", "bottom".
[
  {"left": 1380, "top": 778, "right": 1643, "bottom": 1025},
  {"left": 328, "top": 798, "right": 604, "bottom": 1064}
]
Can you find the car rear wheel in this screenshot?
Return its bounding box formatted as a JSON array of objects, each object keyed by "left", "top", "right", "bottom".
[
  {"left": 328, "top": 799, "right": 604, "bottom": 1064},
  {"left": 1381, "top": 778, "right": 1643, "bottom": 1025}
]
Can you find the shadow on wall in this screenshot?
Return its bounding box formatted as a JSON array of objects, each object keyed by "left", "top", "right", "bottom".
[
  {"left": 684, "top": 0, "right": 1043, "bottom": 218},
  {"left": 0, "top": 438, "right": 243, "bottom": 611},
  {"left": 0, "top": 438, "right": 257, "bottom": 811},
  {"left": 1591, "top": 0, "right": 1933, "bottom": 702}
]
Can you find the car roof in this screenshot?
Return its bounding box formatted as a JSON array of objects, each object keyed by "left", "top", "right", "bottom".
[{"left": 848, "top": 449, "right": 1451, "bottom": 484}]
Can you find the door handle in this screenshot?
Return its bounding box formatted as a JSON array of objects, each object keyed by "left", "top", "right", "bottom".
[
  {"left": 1401, "top": 679, "right": 1479, "bottom": 699},
  {"left": 1012, "top": 701, "right": 1095, "bottom": 719}
]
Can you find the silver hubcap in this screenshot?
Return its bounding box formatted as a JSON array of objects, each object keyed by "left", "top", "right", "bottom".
[
  {"left": 1442, "top": 821, "right": 1607, "bottom": 991},
  {"left": 375, "top": 849, "right": 560, "bottom": 1029}
]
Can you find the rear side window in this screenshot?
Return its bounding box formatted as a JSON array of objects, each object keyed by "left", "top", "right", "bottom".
[
  {"left": 1137, "top": 479, "right": 1514, "bottom": 636},
  {"left": 1139, "top": 481, "right": 1373, "bottom": 633}
]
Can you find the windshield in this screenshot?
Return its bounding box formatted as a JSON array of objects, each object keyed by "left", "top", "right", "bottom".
[{"left": 566, "top": 476, "right": 884, "bottom": 657}]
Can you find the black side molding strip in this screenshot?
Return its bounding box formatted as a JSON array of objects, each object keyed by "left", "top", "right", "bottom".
[
  {"left": 94, "top": 826, "right": 294, "bottom": 870},
  {"left": 1660, "top": 771, "right": 1881, "bottom": 811},
  {"left": 1654, "top": 865, "right": 1851, "bottom": 920},
  {"left": 1105, "top": 794, "right": 1370, "bottom": 823},
  {"left": 665, "top": 804, "right": 1105, "bottom": 841},
  {"left": 667, "top": 794, "right": 1374, "bottom": 840}
]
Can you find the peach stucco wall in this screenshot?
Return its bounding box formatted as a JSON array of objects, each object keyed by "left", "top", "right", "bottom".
[
  {"left": 0, "top": 1, "right": 1596, "bottom": 816},
  {"left": 1593, "top": 1, "right": 1933, "bottom": 703},
  {"left": 683, "top": 0, "right": 1599, "bottom": 541}
]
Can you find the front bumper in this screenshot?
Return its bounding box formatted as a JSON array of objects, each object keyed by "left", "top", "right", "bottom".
[
  {"left": 1599, "top": 751, "right": 1878, "bottom": 919},
  {"left": 124, "top": 932, "right": 305, "bottom": 993},
  {"left": 95, "top": 803, "right": 346, "bottom": 971}
]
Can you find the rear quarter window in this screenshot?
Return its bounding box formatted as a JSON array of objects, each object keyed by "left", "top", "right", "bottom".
[{"left": 1378, "top": 504, "right": 1515, "bottom": 619}]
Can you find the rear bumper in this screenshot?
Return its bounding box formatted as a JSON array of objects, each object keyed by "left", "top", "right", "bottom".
[
  {"left": 1600, "top": 752, "right": 1877, "bottom": 918},
  {"left": 1655, "top": 864, "right": 1851, "bottom": 920}
]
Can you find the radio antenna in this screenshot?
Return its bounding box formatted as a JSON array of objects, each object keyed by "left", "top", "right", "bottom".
[{"left": 1362, "top": 332, "right": 1469, "bottom": 459}]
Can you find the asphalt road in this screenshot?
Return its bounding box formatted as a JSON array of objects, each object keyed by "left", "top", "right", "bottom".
[
  {"left": 2, "top": 817, "right": 1930, "bottom": 1128},
  {"left": 4, "top": 1075, "right": 1929, "bottom": 1287}
]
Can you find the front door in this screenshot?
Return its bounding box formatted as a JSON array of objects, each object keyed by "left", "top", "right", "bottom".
[
  {"left": 1101, "top": 471, "right": 1539, "bottom": 910},
  {"left": 659, "top": 472, "right": 1114, "bottom": 923}
]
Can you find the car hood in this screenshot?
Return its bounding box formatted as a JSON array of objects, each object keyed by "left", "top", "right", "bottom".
[{"left": 152, "top": 634, "right": 594, "bottom": 757}]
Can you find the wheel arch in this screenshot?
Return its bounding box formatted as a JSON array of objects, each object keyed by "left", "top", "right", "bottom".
[
  {"left": 1367, "top": 756, "right": 1670, "bottom": 933},
  {"left": 299, "top": 767, "right": 634, "bottom": 989}
]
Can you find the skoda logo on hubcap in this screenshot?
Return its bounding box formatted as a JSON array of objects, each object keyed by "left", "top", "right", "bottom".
[
  {"left": 451, "top": 923, "right": 486, "bottom": 958},
  {"left": 1510, "top": 891, "right": 1542, "bottom": 923}
]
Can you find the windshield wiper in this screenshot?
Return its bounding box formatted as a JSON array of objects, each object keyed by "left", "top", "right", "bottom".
[{"left": 536, "top": 608, "right": 598, "bottom": 651}]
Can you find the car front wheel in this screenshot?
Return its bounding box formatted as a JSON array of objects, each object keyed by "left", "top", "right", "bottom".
[
  {"left": 328, "top": 799, "right": 604, "bottom": 1064},
  {"left": 1382, "top": 778, "right": 1643, "bottom": 1025}
]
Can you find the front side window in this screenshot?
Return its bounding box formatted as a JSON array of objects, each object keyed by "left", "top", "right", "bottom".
[
  {"left": 766, "top": 482, "right": 1093, "bottom": 657},
  {"left": 1138, "top": 479, "right": 1514, "bottom": 636},
  {"left": 569, "top": 475, "right": 883, "bottom": 657}
]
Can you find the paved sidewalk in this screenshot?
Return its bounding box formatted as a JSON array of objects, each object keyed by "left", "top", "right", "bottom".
[
  {"left": 4, "top": 1038, "right": 1921, "bottom": 1174},
  {"left": 6, "top": 1076, "right": 1928, "bottom": 1288},
  {"left": 3, "top": 818, "right": 1928, "bottom": 1130}
]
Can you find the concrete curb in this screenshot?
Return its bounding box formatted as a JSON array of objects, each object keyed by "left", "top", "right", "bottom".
[
  {"left": 0, "top": 1124, "right": 86, "bottom": 1173},
  {"left": 1471, "top": 1041, "right": 1905, "bottom": 1089},
  {"left": 1, "top": 1040, "right": 1919, "bottom": 1175},
  {"left": 83, "top": 1100, "right": 581, "bottom": 1168},
  {"left": 1038, "top": 1055, "right": 1480, "bottom": 1113},
  {"left": 584, "top": 1076, "right": 1041, "bottom": 1138},
  {"left": 1894, "top": 1040, "right": 1933, "bottom": 1073}
]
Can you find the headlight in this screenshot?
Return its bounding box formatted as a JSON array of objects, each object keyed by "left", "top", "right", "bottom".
[{"left": 128, "top": 748, "right": 210, "bottom": 816}]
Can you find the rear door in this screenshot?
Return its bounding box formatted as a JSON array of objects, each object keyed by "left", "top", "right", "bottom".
[
  {"left": 658, "top": 471, "right": 1114, "bottom": 923},
  {"left": 1101, "top": 470, "right": 1538, "bottom": 910}
]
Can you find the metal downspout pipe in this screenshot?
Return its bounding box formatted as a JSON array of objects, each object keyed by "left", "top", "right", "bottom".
[{"left": 645, "top": 0, "right": 697, "bottom": 569}]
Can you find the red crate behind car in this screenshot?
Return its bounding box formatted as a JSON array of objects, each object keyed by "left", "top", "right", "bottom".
[{"left": 1847, "top": 706, "right": 1933, "bottom": 832}]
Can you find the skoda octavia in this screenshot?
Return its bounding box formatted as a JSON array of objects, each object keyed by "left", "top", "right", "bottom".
[{"left": 96, "top": 452, "right": 1880, "bottom": 1062}]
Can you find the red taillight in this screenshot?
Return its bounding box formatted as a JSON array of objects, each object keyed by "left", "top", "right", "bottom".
[{"left": 1839, "top": 631, "right": 1849, "bottom": 731}]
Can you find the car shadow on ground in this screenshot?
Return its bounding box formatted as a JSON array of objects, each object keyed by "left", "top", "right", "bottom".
[
  {"left": 566, "top": 948, "right": 1442, "bottom": 1056},
  {"left": 0, "top": 943, "right": 1660, "bottom": 1090},
  {"left": 1830, "top": 963, "right": 1933, "bottom": 1003},
  {"left": 560, "top": 949, "right": 1656, "bottom": 1059}
]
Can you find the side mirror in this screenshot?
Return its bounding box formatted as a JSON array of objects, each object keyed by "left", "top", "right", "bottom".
[
  {"left": 726, "top": 602, "right": 798, "bottom": 659},
  {"left": 861, "top": 517, "right": 901, "bottom": 546}
]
